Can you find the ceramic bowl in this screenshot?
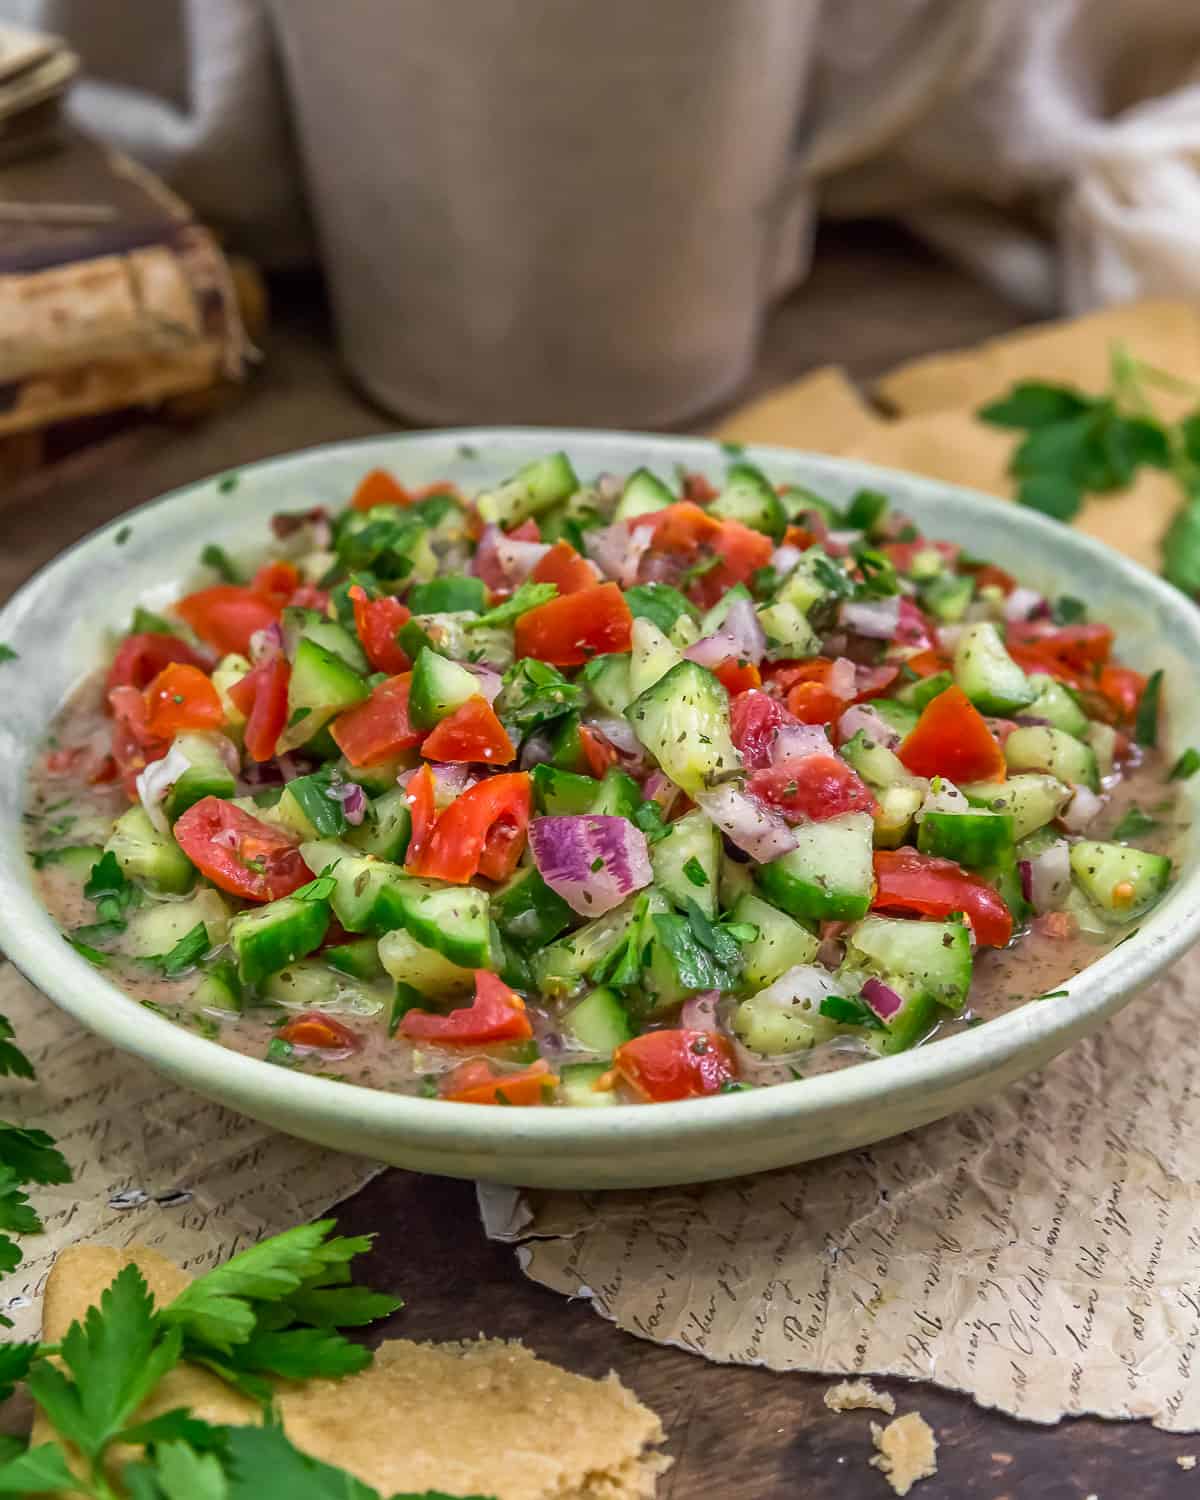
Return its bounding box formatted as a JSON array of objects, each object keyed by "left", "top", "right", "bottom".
[{"left": 3, "top": 431, "right": 1199, "bottom": 1189}]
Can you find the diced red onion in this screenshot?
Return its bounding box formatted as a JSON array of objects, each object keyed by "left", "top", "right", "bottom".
[
  {"left": 839, "top": 595, "right": 901, "bottom": 641},
  {"left": 837, "top": 703, "right": 901, "bottom": 751},
  {"left": 919, "top": 778, "right": 967, "bottom": 820},
  {"left": 771, "top": 544, "right": 802, "bottom": 576},
  {"left": 681, "top": 990, "right": 722, "bottom": 1029},
  {"left": 895, "top": 598, "right": 933, "bottom": 649},
  {"left": 429, "top": 763, "right": 474, "bottom": 808},
  {"left": 861, "top": 976, "right": 904, "bottom": 1022},
  {"left": 249, "top": 621, "right": 283, "bottom": 664},
  {"left": 685, "top": 598, "right": 766, "bottom": 669},
  {"left": 136, "top": 744, "right": 192, "bottom": 834},
  {"left": 936, "top": 623, "right": 967, "bottom": 652},
  {"left": 596, "top": 472, "right": 623, "bottom": 503},
  {"left": 529, "top": 815, "right": 652, "bottom": 915},
  {"left": 1029, "top": 840, "right": 1071, "bottom": 912},
  {"left": 642, "top": 769, "right": 683, "bottom": 815},
  {"left": 824, "top": 529, "right": 860, "bottom": 557},
  {"left": 751, "top": 963, "right": 842, "bottom": 1012},
  {"left": 276, "top": 753, "right": 311, "bottom": 784},
  {"left": 584, "top": 712, "right": 642, "bottom": 759},
  {"left": 1060, "top": 785, "right": 1104, "bottom": 832},
  {"left": 586, "top": 522, "right": 651, "bottom": 588},
  {"left": 829, "top": 656, "right": 857, "bottom": 700},
  {"left": 1018, "top": 859, "right": 1033, "bottom": 902},
  {"left": 519, "top": 732, "right": 555, "bottom": 770},
  {"left": 495, "top": 534, "right": 551, "bottom": 583},
  {"left": 771, "top": 722, "right": 831, "bottom": 765},
  {"left": 694, "top": 785, "right": 798, "bottom": 863},
  {"left": 326, "top": 780, "right": 368, "bottom": 826},
  {"left": 466, "top": 664, "right": 502, "bottom": 703},
  {"left": 1004, "top": 586, "right": 1045, "bottom": 623}
]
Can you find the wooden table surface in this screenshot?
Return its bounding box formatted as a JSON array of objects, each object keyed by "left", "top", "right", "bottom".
[{"left": 4, "top": 222, "right": 1196, "bottom": 1496}]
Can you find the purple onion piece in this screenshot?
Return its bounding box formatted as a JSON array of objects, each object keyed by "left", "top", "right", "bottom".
[
  {"left": 840, "top": 595, "right": 901, "bottom": 641},
  {"left": 1019, "top": 859, "right": 1033, "bottom": 902},
  {"left": 861, "top": 976, "right": 904, "bottom": 1022},
  {"left": 529, "top": 815, "right": 652, "bottom": 916}
]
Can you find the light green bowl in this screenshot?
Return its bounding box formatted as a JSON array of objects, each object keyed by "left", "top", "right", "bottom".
[{"left": 2, "top": 431, "right": 1199, "bottom": 1189}]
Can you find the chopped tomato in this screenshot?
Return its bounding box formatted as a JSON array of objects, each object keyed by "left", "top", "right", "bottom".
[
  {"left": 749, "top": 753, "right": 878, "bottom": 822},
  {"left": 506, "top": 518, "right": 541, "bottom": 542},
  {"left": 477, "top": 813, "right": 528, "bottom": 882},
  {"left": 173, "top": 796, "right": 310, "bottom": 903},
  {"left": 782, "top": 524, "right": 816, "bottom": 549},
  {"left": 400, "top": 970, "right": 533, "bottom": 1044},
  {"left": 142, "top": 662, "right": 223, "bottom": 738},
  {"left": 901, "top": 648, "right": 950, "bottom": 678},
  {"left": 421, "top": 696, "right": 515, "bottom": 765},
  {"left": 767, "top": 661, "right": 848, "bottom": 727},
  {"left": 350, "top": 467, "right": 409, "bottom": 510},
  {"left": 1006, "top": 642, "right": 1088, "bottom": 691},
  {"left": 108, "top": 684, "right": 168, "bottom": 796},
  {"left": 681, "top": 472, "right": 718, "bottom": 504},
  {"left": 407, "top": 772, "right": 531, "bottom": 884},
  {"left": 349, "top": 584, "right": 410, "bottom": 674},
  {"left": 174, "top": 585, "right": 282, "bottom": 657},
  {"left": 251, "top": 560, "right": 301, "bottom": 611},
  {"left": 440, "top": 1057, "right": 557, "bottom": 1105},
  {"left": 1096, "top": 664, "right": 1146, "bottom": 723},
  {"left": 277, "top": 1012, "right": 360, "bottom": 1052},
  {"left": 853, "top": 663, "right": 901, "bottom": 701},
  {"left": 639, "top": 503, "right": 773, "bottom": 609},
  {"left": 613, "top": 1029, "right": 738, "bottom": 1101},
  {"left": 230, "top": 654, "right": 290, "bottom": 762},
  {"left": 330, "top": 673, "right": 422, "bottom": 766},
  {"left": 287, "top": 583, "right": 330, "bottom": 613},
  {"left": 730, "top": 689, "right": 793, "bottom": 769},
  {"left": 579, "top": 724, "right": 619, "bottom": 779},
  {"left": 1007, "top": 621, "right": 1113, "bottom": 675},
  {"left": 872, "top": 847, "right": 1013, "bottom": 948},
  {"left": 643, "top": 501, "right": 721, "bottom": 552},
  {"left": 712, "top": 657, "right": 762, "bottom": 696},
  {"left": 898, "top": 685, "right": 1005, "bottom": 783},
  {"left": 967, "top": 563, "right": 1016, "bottom": 595},
  {"left": 894, "top": 598, "right": 935, "bottom": 650},
  {"left": 403, "top": 764, "right": 437, "bottom": 868},
  {"left": 529, "top": 539, "right": 599, "bottom": 594},
  {"left": 514, "top": 583, "right": 633, "bottom": 666},
  {"left": 106, "top": 632, "right": 210, "bottom": 695},
  {"left": 695, "top": 519, "right": 774, "bottom": 610}
]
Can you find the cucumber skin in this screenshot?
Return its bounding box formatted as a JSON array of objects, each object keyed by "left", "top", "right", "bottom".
[
  {"left": 229, "top": 896, "right": 331, "bottom": 986},
  {"left": 1069, "top": 840, "right": 1171, "bottom": 920},
  {"left": 918, "top": 810, "right": 1014, "bottom": 869}
]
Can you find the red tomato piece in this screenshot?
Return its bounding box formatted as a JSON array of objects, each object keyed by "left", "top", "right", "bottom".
[
  {"left": 513, "top": 583, "right": 633, "bottom": 666},
  {"left": 1097, "top": 664, "right": 1147, "bottom": 723},
  {"left": 695, "top": 519, "right": 774, "bottom": 611},
  {"left": 350, "top": 468, "right": 410, "bottom": 510},
  {"left": 613, "top": 1029, "right": 738, "bottom": 1101},
  {"left": 681, "top": 472, "right": 718, "bottom": 504},
  {"left": 440, "top": 1058, "right": 557, "bottom": 1105},
  {"left": 783, "top": 524, "right": 816, "bottom": 549},
  {"left": 230, "top": 654, "right": 291, "bottom": 762},
  {"left": 108, "top": 684, "right": 169, "bottom": 797},
  {"left": 329, "top": 673, "right": 422, "bottom": 766},
  {"left": 578, "top": 724, "right": 619, "bottom": 779},
  {"left": 251, "top": 560, "right": 301, "bottom": 611},
  {"left": 477, "top": 813, "right": 528, "bottom": 882},
  {"left": 400, "top": 970, "right": 533, "bottom": 1044},
  {"left": 853, "top": 663, "right": 901, "bottom": 701},
  {"left": 730, "top": 689, "right": 793, "bottom": 769},
  {"left": 967, "top": 563, "right": 1016, "bottom": 594},
  {"left": 403, "top": 764, "right": 437, "bottom": 869},
  {"left": 529, "top": 539, "right": 599, "bottom": 594},
  {"left": 106, "top": 632, "right": 210, "bottom": 695},
  {"left": 174, "top": 585, "right": 282, "bottom": 657},
  {"left": 749, "top": 754, "right": 878, "bottom": 823},
  {"left": 1007, "top": 621, "right": 1113, "bottom": 674},
  {"left": 506, "top": 518, "right": 541, "bottom": 542},
  {"left": 901, "top": 648, "right": 951, "bottom": 679},
  {"left": 277, "top": 1012, "right": 360, "bottom": 1052},
  {"left": 872, "top": 847, "right": 1013, "bottom": 948},
  {"left": 786, "top": 680, "right": 845, "bottom": 726},
  {"left": 349, "top": 584, "right": 410, "bottom": 675},
  {"left": 643, "top": 501, "right": 722, "bottom": 552},
  {"left": 898, "top": 685, "right": 1005, "bottom": 783},
  {"left": 407, "top": 773, "right": 531, "bottom": 884},
  {"left": 712, "top": 657, "right": 762, "bottom": 696},
  {"left": 420, "top": 696, "right": 515, "bottom": 765},
  {"left": 173, "top": 796, "right": 311, "bottom": 902},
  {"left": 142, "top": 663, "right": 224, "bottom": 738}
]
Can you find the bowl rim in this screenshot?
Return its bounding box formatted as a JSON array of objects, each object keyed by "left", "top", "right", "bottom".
[{"left": 3, "top": 425, "right": 1198, "bottom": 1156}]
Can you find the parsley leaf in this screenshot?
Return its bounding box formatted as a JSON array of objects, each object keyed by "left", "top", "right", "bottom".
[
  {"left": 1111, "top": 805, "right": 1158, "bottom": 841},
  {"left": 0, "top": 644, "right": 17, "bottom": 664},
  {"left": 623, "top": 584, "right": 698, "bottom": 634},
  {"left": 1051, "top": 595, "right": 1087, "bottom": 625},
  {"left": 292, "top": 868, "right": 339, "bottom": 903},
  {"left": 0, "top": 1123, "right": 71, "bottom": 1186},
  {"left": 632, "top": 800, "right": 672, "bottom": 843},
  {"left": 150, "top": 923, "right": 211, "bottom": 976},
  {"left": 0, "top": 1441, "right": 78, "bottom": 1493},
  {"left": 0, "top": 1013, "right": 34, "bottom": 1080},
  {"left": 979, "top": 381, "right": 1098, "bottom": 429},
  {"left": 1135, "top": 669, "right": 1163, "bottom": 748},
  {"left": 682, "top": 856, "right": 709, "bottom": 888},
  {"left": 466, "top": 581, "right": 557, "bottom": 630},
  {"left": 818, "top": 993, "right": 884, "bottom": 1030},
  {"left": 131, "top": 606, "right": 178, "bottom": 636},
  {"left": 1169, "top": 747, "right": 1200, "bottom": 781},
  {"left": 1017, "top": 472, "right": 1081, "bottom": 521},
  {"left": 83, "top": 851, "right": 140, "bottom": 929},
  {"left": 0, "top": 1342, "right": 39, "bottom": 1404},
  {"left": 200, "top": 544, "right": 244, "bottom": 585},
  {"left": 495, "top": 659, "right": 583, "bottom": 737}
]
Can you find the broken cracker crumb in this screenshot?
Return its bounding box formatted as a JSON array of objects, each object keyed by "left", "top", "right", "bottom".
[
  {"left": 825, "top": 1379, "right": 896, "bottom": 1416},
  {"left": 1179, "top": 1455, "right": 1197, "bottom": 1471},
  {"left": 869, "top": 1412, "right": 938, "bottom": 1497}
]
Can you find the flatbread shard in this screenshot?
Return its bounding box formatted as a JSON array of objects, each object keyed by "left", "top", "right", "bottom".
[
  {"left": 869, "top": 1413, "right": 938, "bottom": 1496},
  {"left": 824, "top": 1379, "right": 896, "bottom": 1415},
  {"left": 36, "top": 1245, "right": 671, "bottom": 1500}
]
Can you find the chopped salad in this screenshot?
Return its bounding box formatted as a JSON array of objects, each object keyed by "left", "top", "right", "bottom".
[{"left": 27, "top": 453, "right": 1182, "bottom": 1106}]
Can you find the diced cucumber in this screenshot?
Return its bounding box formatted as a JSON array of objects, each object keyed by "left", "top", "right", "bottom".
[
  {"left": 408, "top": 646, "right": 479, "bottom": 730},
  {"left": 589, "top": 768, "right": 641, "bottom": 818},
  {"left": 840, "top": 732, "right": 920, "bottom": 791},
  {"left": 397, "top": 611, "right": 470, "bottom": 663},
  {"left": 124, "top": 888, "right": 230, "bottom": 958},
  {"left": 491, "top": 865, "right": 574, "bottom": 949},
  {"left": 897, "top": 671, "right": 953, "bottom": 713},
  {"left": 377, "top": 926, "right": 476, "bottom": 998},
  {"left": 985, "top": 847, "right": 1029, "bottom": 927},
  {"left": 625, "top": 660, "right": 738, "bottom": 796},
  {"left": 920, "top": 573, "right": 974, "bottom": 623},
  {"left": 710, "top": 462, "right": 787, "bottom": 541},
  {"left": 279, "top": 636, "right": 369, "bottom": 751},
  {"left": 194, "top": 958, "right": 242, "bottom": 1014},
  {"left": 775, "top": 550, "right": 840, "bottom": 616},
  {"left": 873, "top": 784, "right": 925, "bottom": 849},
  {"left": 105, "top": 808, "right": 195, "bottom": 895},
  {"left": 872, "top": 699, "right": 920, "bottom": 739},
  {"left": 282, "top": 606, "right": 370, "bottom": 675},
  {"left": 638, "top": 890, "right": 696, "bottom": 1014},
  {"left": 325, "top": 938, "right": 385, "bottom": 980},
  {"left": 1026, "top": 673, "right": 1089, "bottom": 737},
  {"left": 650, "top": 809, "right": 720, "bottom": 917},
  {"left": 718, "top": 855, "right": 756, "bottom": 910},
  {"left": 756, "top": 601, "right": 821, "bottom": 662},
  {"left": 614, "top": 467, "right": 674, "bottom": 521},
  {"left": 917, "top": 810, "right": 1014, "bottom": 869},
  {"left": 779, "top": 486, "right": 839, "bottom": 526},
  {"left": 563, "top": 986, "right": 633, "bottom": 1052},
  {"left": 1087, "top": 721, "right": 1118, "bottom": 780},
  {"left": 264, "top": 960, "right": 389, "bottom": 1017},
  {"left": 33, "top": 843, "right": 103, "bottom": 877},
  {"left": 953, "top": 622, "right": 1036, "bottom": 715},
  {"left": 392, "top": 877, "right": 492, "bottom": 968},
  {"left": 698, "top": 584, "right": 751, "bottom": 637},
  {"left": 476, "top": 451, "right": 578, "bottom": 527},
  {"left": 339, "top": 754, "right": 410, "bottom": 794},
  {"left": 732, "top": 891, "right": 819, "bottom": 988},
  {"left": 532, "top": 895, "right": 640, "bottom": 999},
  {"left": 407, "top": 575, "right": 486, "bottom": 614},
  {"left": 582, "top": 653, "right": 634, "bottom": 717},
  {"left": 907, "top": 547, "right": 946, "bottom": 581},
  {"left": 628, "top": 617, "right": 683, "bottom": 699},
  {"left": 163, "top": 733, "right": 237, "bottom": 819},
  {"left": 559, "top": 1061, "right": 617, "bottom": 1107},
  {"left": 756, "top": 813, "right": 875, "bottom": 923},
  {"left": 229, "top": 895, "right": 331, "bottom": 986},
  {"left": 864, "top": 975, "right": 942, "bottom": 1055},
  {"left": 1004, "top": 726, "right": 1099, "bottom": 792},
  {"left": 846, "top": 914, "right": 972, "bottom": 1012},
  {"left": 1069, "top": 840, "right": 1171, "bottom": 921},
  {"left": 732, "top": 967, "right": 841, "bottom": 1054},
  {"left": 1061, "top": 883, "right": 1112, "bottom": 938},
  {"left": 300, "top": 839, "right": 409, "bottom": 934},
  {"left": 346, "top": 786, "right": 412, "bottom": 861},
  {"left": 211, "top": 653, "right": 251, "bottom": 729},
  {"left": 491, "top": 921, "right": 534, "bottom": 993},
  {"left": 275, "top": 773, "right": 349, "bottom": 841},
  {"left": 531, "top": 763, "right": 600, "bottom": 814},
  {"left": 547, "top": 712, "right": 586, "bottom": 773},
  {"left": 962, "top": 773, "right": 1069, "bottom": 841}
]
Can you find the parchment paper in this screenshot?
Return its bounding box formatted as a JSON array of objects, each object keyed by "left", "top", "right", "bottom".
[{"left": 0, "top": 961, "right": 382, "bottom": 1341}]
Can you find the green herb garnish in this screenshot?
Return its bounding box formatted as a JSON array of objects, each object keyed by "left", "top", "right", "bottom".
[
  {"left": 466, "top": 581, "right": 557, "bottom": 631},
  {"left": 1111, "top": 805, "right": 1159, "bottom": 841},
  {"left": 1135, "top": 669, "right": 1164, "bottom": 748},
  {"left": 1169, "top": 747, "right": 1200, "bottom": 780},
  {"left": 200, "top": 543, "right": 244, "bottom": 584}
]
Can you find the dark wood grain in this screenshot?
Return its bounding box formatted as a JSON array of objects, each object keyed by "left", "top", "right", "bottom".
[{"left": 5, "top": 221, "right": 1192, "bottom": 1494}]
